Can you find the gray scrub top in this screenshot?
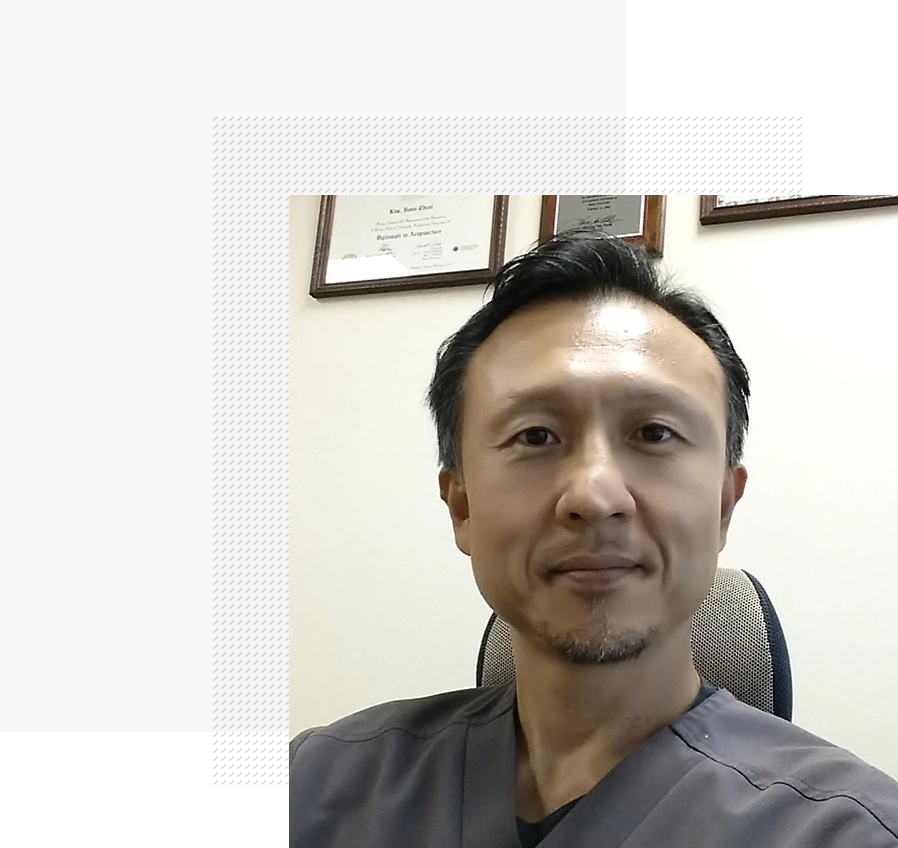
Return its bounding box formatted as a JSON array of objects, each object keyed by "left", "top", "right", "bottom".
[{"left": 290, "top": 683, "right": 898, "bottom": 847}]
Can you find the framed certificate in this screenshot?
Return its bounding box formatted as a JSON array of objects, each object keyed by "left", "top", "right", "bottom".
[
  {"left": 309, "top": 196, "right": 508, "bottom": 298},
  {"left": 700, "top": 195, "right": 898, "bottom": 224},
  {"left": 540, "top": 196, "right": 666, "bottom": 255}
]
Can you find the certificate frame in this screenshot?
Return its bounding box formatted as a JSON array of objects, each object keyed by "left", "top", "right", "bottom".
[
  {"left": 309, "top": 196, "right": 509, "bottom": 298},
  {"left": 700, "top": 195, "right": 898, "bottom": 225},
  {"left": 539, "top": 196, "right": 666, "bottom": 255}
]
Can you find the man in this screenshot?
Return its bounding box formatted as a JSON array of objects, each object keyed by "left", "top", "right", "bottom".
[{"left": 290, "top": 230, "right": 898, "bottom": 847}]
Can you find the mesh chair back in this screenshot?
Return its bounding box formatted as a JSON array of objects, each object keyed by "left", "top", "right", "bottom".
[{"left": 476, "top": 567, "right": 792, "bottom": 720}]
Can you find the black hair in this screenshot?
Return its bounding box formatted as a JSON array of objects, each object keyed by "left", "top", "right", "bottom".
[{"left": 425, "top": 227, "right": 750, "bottom": 474}]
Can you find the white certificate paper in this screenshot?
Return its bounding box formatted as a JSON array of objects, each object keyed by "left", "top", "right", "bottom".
[
  {"left": 715, "top": 194, "right": 820, "bottom": 207},
  {"left": 555, "top": 195, "right": 644, "bottom": 238},
  {"left": 325, "top": 196, "right": 495, "bottom": 285}
]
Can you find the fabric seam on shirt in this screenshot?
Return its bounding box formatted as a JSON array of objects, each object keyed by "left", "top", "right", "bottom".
[
  {"left": 291, "top": 727, "right": 320, "bottom": 764},
  {"left": 669, "top": 726, "right": 898, "bottom": 840},
  {"left": 296, "top": 701, "right": 517, "bottom": 746}
]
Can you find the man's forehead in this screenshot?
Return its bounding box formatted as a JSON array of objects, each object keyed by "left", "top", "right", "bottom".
[{"left": 466, "top": 298, "right": 726, "bottom": 413}]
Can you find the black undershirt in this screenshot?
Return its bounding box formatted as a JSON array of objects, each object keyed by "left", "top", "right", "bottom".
[{"left": 515, "top": 681, "right": 718, "bottom": 848}]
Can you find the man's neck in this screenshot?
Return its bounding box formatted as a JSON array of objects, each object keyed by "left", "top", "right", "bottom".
[{"left": 512, "top": 628, "right": 701, "bottom": 822}]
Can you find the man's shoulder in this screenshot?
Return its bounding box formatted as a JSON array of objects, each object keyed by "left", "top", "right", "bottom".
[
  {"left": 290, "top": 683, "right": 513, "bottom": 764},
  {"left": 676, "top": 689, "right": 898, "bottom": 835}
]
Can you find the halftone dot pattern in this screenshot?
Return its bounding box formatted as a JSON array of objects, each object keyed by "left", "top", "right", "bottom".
[{"left": 212, "top": 118, "right": 629, "bottom": 732}]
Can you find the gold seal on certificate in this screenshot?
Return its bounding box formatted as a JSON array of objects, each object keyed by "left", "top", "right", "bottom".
[
  {"left": 540, "top": 195, "right": 666, "bottom": 256},
  {"left": 309, "top": 196, "right": 508, "bottom": 298}
]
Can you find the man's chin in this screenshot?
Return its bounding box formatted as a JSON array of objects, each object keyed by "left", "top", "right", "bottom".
[{"left": 530, "top": 622, "right": 660, "bottom": 666}]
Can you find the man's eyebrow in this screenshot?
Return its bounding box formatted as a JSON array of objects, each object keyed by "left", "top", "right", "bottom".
[{"left": 489, "top": 383, "right": 717, "bottom": 428}]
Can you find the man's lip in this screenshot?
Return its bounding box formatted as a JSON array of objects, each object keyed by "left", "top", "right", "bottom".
[{"left": 552, "top": 555, "right": 640, "bottom": 573}]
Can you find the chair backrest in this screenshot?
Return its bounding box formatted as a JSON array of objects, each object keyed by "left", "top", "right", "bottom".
[{"left": 476, "top": 567, "right": 793, "bottom": 720}]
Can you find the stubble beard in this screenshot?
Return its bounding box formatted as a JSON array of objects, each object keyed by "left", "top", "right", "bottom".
[{"left": 526, "top": 596, "right": 660, "bottom": 666}]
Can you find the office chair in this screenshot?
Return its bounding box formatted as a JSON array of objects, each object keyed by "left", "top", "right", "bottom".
[{"left": 476, "top": 567, "right": 793, "bottom": 720}]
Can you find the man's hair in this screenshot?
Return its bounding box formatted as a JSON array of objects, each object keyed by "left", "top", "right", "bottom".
[{"left": 426, "top": 227, "right": 750, "bottom": 474}]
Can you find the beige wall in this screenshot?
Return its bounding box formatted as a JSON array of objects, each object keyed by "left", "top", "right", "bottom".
[{"left": 290, "top": 195, "right": 898, "bottom": 778}]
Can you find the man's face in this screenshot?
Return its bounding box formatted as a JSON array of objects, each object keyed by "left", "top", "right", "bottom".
[{"left": 440, "top": 296, "right": 747, "bottom": 665}]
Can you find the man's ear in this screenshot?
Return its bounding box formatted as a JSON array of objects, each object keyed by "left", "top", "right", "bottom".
[
  {"left": 719, "top": 463, "right": 748, "bottom": 552},
  {"left": 439, "top": 468, "right": 471, "bottom": 556}
]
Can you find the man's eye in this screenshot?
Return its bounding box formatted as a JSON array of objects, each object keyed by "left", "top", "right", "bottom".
[
  {"left": 513, "top": 427, "right": 558, "bottom": 447},
  {"left": 510, "top": 425, "right": 677, "bottom": 448},
  {"left": 638, "top": 423, "right": 677, "bottom": 444}
]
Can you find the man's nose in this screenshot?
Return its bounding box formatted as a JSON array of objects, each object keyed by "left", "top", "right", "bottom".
[{"left": 555, "top": 439, "right": 637, "bottom": 525}]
